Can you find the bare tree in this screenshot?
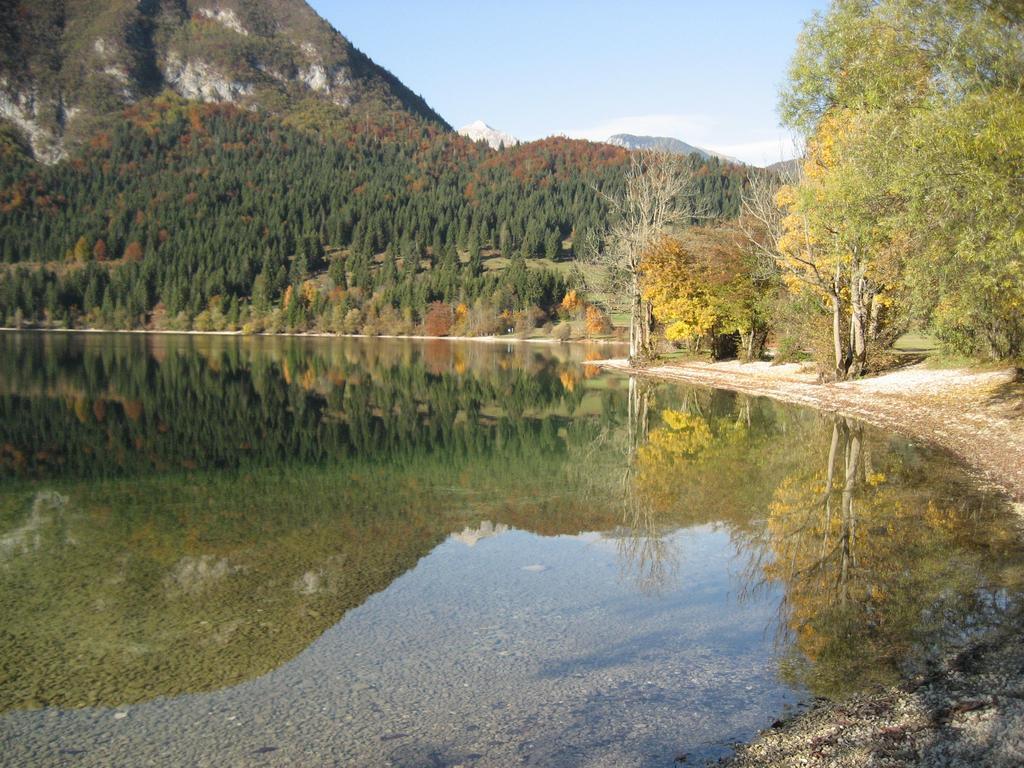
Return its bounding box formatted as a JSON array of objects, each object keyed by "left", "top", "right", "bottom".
[
  {"left": 580, "top": 149, "right": 700, "bottom": 364},
  {"left": 740, "top": 167, "right": 789, "bottom": 276}
]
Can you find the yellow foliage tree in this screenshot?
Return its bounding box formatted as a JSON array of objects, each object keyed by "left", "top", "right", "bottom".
[
  {"left": 642, "top": 237, "right": 717, "bottom": 344},
  {"left": 642, "top": 230, "right": 773, "bottom": 358},
  {"left": 769, "top": 109, "right": 903, "bottom": 378},
  {"left": 584, "top": 305, "right": 611, "bottom": 336},
  {"left": 300, "top": 279, "right": 319, "bottom": 306},
  {"left": 72, "top": 235, "right": 91, "bottom": 263}
]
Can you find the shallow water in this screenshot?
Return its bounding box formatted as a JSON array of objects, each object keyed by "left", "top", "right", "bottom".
[{"left": 1, "top": 332, "right": 1021, "bottom": 767}]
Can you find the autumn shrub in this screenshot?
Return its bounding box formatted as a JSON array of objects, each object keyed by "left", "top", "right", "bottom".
[
  {"left": 166, "top": 311, "right": 191, "bottom": 332},
  {"left": 262, "top": 309, "right": 284, "bottom": 334},
  {"left": 771, "top": 294, "right": 835, "bottom": 373},
  {"left": 323, "top": 301, "right": 344, "bottom": 333},
  {"left": 311, "top": 310, "right": 330, "bottom": 334},
  {"left": 192, "top": 310, "right": 215, "bottom": 332},
  {"left": 423, "top": 301, "right": 454, "bottom": 336},
  {"left": 123, "top": 241, "right": 143, "bottom": 262},
  {"left": 361, "top": 304, "right": 381, "bottom": 336},
  {"left": 387, "top": 306, "right": 408, "bottom": 335},
  {"left": 585, "top": 305, "right": 612, "bottom": 336},
  {"left": 399, "top": 307, "right": 416, "bottom": 335},
  {"left": 466, "top": 299, "right": 502, "bottom": 336},
  {"left": 378, "top": 305, "right": 410, "bottom": 336},
  {"left": 451, "top": 302, "right": 470, "bottom": 335},
  {"left": 515, "top": 306, "right": 546, "bottom": 336},
  {"left": 552, "top": 322, "right": 572, "bottom": 341},
  {"left": 148, "top": 302, "right": 168, "bottom": 330}
]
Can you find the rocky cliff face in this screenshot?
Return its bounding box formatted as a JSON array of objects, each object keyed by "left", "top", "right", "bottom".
[{"left": 0, "top": 0, "right": 448, "bottom": 162}]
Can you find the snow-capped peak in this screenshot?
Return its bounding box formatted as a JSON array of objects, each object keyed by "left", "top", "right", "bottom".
[{"left": 457, "top": 120, "right": 519, "bottom": 150}]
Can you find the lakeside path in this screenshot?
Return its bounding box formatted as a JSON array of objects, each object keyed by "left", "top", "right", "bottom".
[
  {"left": 594, "top": 358, "right": 1024, "bottom": 505},
  {"left": 595, "top": 358, "right": 1024, "bottom": 768}
]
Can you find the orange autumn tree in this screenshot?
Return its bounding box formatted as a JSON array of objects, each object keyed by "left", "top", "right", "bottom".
[
  {"left": 559, "top": 288, "right": 582, "bottom": 317},
  {"left": 123, "top": 241, "right": 144, "bottom": 262},
  {"left": 423, "top": 302, "right": 454, "bottom": 336},
  {"left": 584, "top": 305, "right": 611, "bottom": 336}
]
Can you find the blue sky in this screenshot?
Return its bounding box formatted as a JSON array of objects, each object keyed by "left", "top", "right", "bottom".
[{"left": 309, "top": 1, "right": 827, "bottom": 165}]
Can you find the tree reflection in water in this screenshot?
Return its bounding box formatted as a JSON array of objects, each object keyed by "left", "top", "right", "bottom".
[
  {"left": 754, "top": 417, "right": 1023, "bottom": 697},
  {"left": 621, "top": 385, "right": 1024, "bottom": 699},
  {"left": 618, "top": 376, "right": 680, "bottom": 594}
]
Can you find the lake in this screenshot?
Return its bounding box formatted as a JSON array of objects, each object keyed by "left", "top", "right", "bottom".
[{"left": 1, "top": 332, "right": 1021, "bottom": 767}]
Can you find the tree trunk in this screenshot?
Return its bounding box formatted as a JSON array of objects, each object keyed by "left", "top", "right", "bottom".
[
  {"left": 629, "top": 279, "right": 641, "bottom": 364},
  {"left": 830, "top": 291, "right": 848, "bottom": 381},
  {"left": 641, "top": 298, "right": 655, "bottom": 359},
  {"left": 848, "top": 259, "right": 868, "bottom": 378},
  {"left": 867, "top": 291, "right": 882, "bottom": 343},
  {"left": 744, "top": 322, "right": 768, "bottom": 362},
  {"left": 629, "top": 277, "right": 654, "bottom": 365}
]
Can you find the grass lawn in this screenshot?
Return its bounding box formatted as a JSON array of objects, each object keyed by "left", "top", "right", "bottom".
[{"left": 893, "top": 331, "right": 940, "bottom": 353}]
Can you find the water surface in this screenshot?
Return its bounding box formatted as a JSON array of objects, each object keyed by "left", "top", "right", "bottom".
[{"left": 1, "top": 332, "right": 1021, "bottom": 766}]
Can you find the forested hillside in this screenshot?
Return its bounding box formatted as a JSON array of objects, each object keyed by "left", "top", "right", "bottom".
[
  {"left": 0, "top": 96, "right": 745, "bottom": 334},
  {"left": 0, "top": 0, "right": 751, "bottom": 337}
]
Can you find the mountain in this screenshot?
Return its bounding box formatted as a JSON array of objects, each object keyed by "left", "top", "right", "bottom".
[
  {"left": 0, "top": 1, "right": 749, "bottom": 336},
  {"left": 765, "top": 157, "right": 801, "bottom": 176},
  {"left": 0, "top": 0, "right": 448, "bottom": 162},
  {"left": 606, "top": 134, "right": 740, "bottom": 164},
  {"left": 457, "top": 120, "right": 519, "bottom": 150}
]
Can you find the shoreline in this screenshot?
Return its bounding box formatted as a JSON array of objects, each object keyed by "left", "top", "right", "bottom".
[
  {"left": 0, "top": 326, "right": 627, "bottom": 347},
  {"left": 591, "top": 358, "right": 1024, "bottom": 768},
  {"left": 719, "top": 601, "right": 1024, "bottom": 767},
  {"left": 594, "top": 358, "right": 1024, "bottom": 505}
]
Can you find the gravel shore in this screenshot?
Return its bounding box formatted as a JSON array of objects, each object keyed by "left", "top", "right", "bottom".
[{"left": 717, "top": 604, "right": 1024, "bottom": 768}]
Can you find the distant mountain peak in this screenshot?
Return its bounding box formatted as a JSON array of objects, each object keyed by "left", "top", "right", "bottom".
[
  {"left": 606, "top": 134, "right": 740, "bottom": 164},
  {"left": 458, "top": 120, "right": 519, "bottom": 150}
]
